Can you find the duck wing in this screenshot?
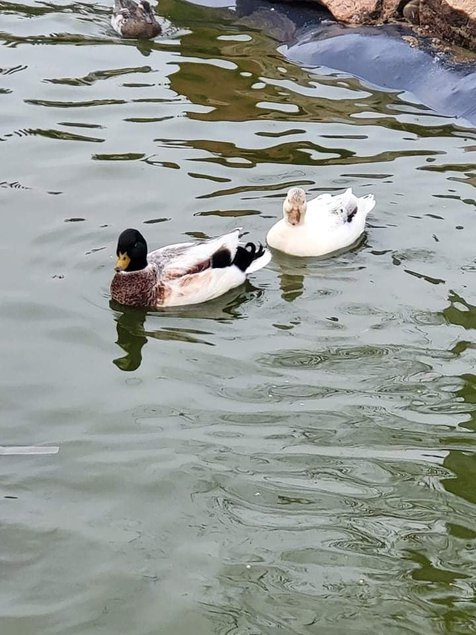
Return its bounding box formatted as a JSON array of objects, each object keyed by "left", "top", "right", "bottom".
[
  {"left": 312, "top": 189, "right": 375, "bottom": 227},
  {"left": 148, "top": 229, "right": 241, "bottom": 280}
]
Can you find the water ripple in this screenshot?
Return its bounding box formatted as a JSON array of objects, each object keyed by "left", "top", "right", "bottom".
[{"left": 1, "top": 1, "right": 476, "bottom": 633}]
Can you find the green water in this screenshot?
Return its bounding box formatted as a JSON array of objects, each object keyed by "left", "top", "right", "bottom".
[{"left": 1, "top": 1, "right": 476, "bottom": 633}]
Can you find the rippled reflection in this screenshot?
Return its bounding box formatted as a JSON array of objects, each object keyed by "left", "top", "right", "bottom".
[
  {"left": 1, "top": 0, "right": 476, "bottom": 633},
  {"left": 112, "top": 305, "right": 148, "bottom": 371},
  {"left": 111, "top": 280, "right": 265, "bottom": 369},
  {"left": 443, "top": 291, "right": 476, "bottom": 330}
]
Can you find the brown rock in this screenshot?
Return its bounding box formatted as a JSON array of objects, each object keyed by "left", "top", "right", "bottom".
[
  {"left": 381, "top": 0, "right": 403, "bottom": 21},
  {"left": 315, "top": 0, "right": 380, "bottom": 23},
  {"left": 419, "top": 0, "right": 476, "bottom": 50},
  {"left": 315, "top": 0, "right": 404, "bottom": 23},
  {"left": 309, "top": 0, "right": 476, "bottom": 50}
]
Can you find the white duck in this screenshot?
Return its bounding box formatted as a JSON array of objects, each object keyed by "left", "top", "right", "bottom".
[
  {"left": 110, "top": 228, "right": 271, "bottom": 308},
  {"left": 266, "top": 187, "right": 376, "bottom": 257}
]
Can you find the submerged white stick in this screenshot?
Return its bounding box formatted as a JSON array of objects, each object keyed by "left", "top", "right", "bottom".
[{"left": 0, "top": 446, "right": 59, "bottom": 455}]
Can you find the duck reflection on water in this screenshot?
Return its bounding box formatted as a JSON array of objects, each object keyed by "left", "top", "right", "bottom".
[{"left": 110, "top": 281, "right": 264, "bottom": 370}]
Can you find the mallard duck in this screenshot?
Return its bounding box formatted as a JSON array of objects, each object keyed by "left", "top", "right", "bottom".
[
  {"left": 266, "top": 187, "right": 376, "bottom": 257},
  {"left": 110, "top": 228, "right": 271, "bottom": 307},
  {"left": 111, "top": 0, "right": 161, "bottom": 39}
]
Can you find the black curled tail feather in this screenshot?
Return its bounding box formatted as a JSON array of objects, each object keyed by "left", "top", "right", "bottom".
[{"left": 233, "top": 242, "right": 265, "bottom": 272}]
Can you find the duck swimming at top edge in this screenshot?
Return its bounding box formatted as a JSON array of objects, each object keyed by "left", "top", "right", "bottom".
[{"left": 111, "top": 0, "right": 161, "bottom": 39}]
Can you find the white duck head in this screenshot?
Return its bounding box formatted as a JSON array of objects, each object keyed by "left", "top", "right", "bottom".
[{"left": 283, "top": 187, "right": 307, "bottom": 226}]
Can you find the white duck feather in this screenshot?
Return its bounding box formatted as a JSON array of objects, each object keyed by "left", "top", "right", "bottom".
[{"left": 267, "top": 187, "right": 375, "bottom": 257}]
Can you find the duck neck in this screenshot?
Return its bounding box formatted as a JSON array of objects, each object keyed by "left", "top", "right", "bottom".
[
  {"left": 285, "top": 211, "right": 305, "bottom": 227},
  {"left": 111, "top": 267, "right": 157, "bottom": 307}
]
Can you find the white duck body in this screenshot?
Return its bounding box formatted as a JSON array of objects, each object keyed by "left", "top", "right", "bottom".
[
  {"left": 147, "top": 232, "right": 265, "bottom": 307},
  {"left": 111, "top": 228, "right": 272, "bottom": 308},
  {"left": 266, "top": 187, "right": 376, "bottom": 257}
]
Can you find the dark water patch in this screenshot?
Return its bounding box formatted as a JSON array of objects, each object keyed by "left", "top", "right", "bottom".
[
  {"left": 260, "top": 345, "right": 389, "bottom": 370},
  {"left": 196, "top": 208, "right": 260, "bottom": 217},
  {"left": 196, "top": 180, "right": 312, "bottom": 199},
  {"left": 58, "top": 121, "right": 105, "bottom": 129},
  {"left": 341, "top": 172, "right": 392, "bottom": 179},
  {"left": 256, "top": 128, "right": 306, "bottom": 138},
  {"left": 30, "top": 128, "right": 105, "bottom": 142},
  {"left": 188, "top": 172, "right": 231, "bottom": 183},
  {"left": 122, "top": 82, "right": 156, "bottom": 88},
  {"left": 44, "top": 65, "right": 154, "bottom": 87},
  {"left": 161, "top": 137, "right": 444, "bottom": 169},
  {"left": 92, "top": 152, "right": 145, "bottom": 161},
  {"left": 24, "top": 98, "right": 127, "bottom": 108},
  {"left": 124, "top": 116, "right": 175, "bottom": 124},
  {"left": 404, "top": 269, "right": 446, "bottom": 286},
  {"left": 0, "top": 64, "right": 28, "bottom": 75},
  {"left": 1, "top": 1, "right": 476, "bottom": 632},
  {"left": 443, "top": 292, "right": 476, "bottom": 330},
  {"left": 143, "top": 217, "right": 171, "bottom": 224},
  {"left": 142, "top": 155, "right": 180, "bottom": 168},
  {"left": 0, "top": 180, "right": 30, "bottom": 190},
  {"left": 3, "top": 33, "right": 113, "bottom": 47}
]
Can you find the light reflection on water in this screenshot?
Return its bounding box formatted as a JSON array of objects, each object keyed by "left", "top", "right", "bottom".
[{"left": 1, "top": 0, "right": 476, "bottom": 633}]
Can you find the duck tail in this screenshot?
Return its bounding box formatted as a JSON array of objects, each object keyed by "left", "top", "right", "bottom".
[
  {"left": 233, "top": 242, "right": 271, "bottom": 274},
  {"left": 341, "top": 188, "right": 375, "bottom": 222},
  {"left": 358, "top": 193, "right": 376, "bottom": 218}
]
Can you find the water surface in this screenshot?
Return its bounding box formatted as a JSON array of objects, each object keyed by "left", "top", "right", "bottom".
[{"left": 1, "top": 1, "right": 476, "bottom": 633}]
